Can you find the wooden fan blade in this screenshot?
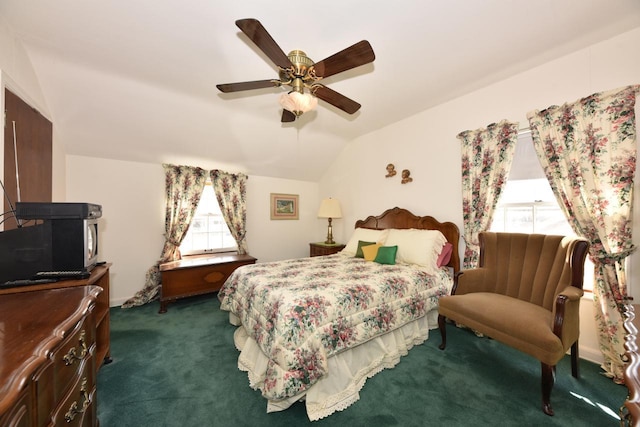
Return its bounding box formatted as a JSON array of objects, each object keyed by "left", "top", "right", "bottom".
[
  {"left": 281, "top": 109, "right": 296, "bottom": 122},
  {"left": 312, "top": 85, "right": 361, "bottom": 114},
  {"left": 311, "top": 40, "right": 375, "bottom": 79},
  {"left": 235, "top": 19, "right": 293, "bottom": 70},
  {"left": 216, "top": 80, "right": 278, "bottom": 93}
]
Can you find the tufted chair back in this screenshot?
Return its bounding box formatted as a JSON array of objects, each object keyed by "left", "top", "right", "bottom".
[{"left": 455, "top": 232, "right": 588, "bottom": 312}]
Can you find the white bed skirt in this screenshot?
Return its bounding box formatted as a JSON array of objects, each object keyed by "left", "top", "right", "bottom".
[{"left": 230, "top": 309, "right": 439, "bottom": 421}]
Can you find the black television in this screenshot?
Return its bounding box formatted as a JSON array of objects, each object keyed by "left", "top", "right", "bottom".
[
  {"left": 0, "top": 202, "right": 102, "bottom": 283},
  {"left": 0, "top": 222, "right": 52, "bottom": 283},
  {"left": 48, "top": 217, "right": 100, "bottom": 272}
]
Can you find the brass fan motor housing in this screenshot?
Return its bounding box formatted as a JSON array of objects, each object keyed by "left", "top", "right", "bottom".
[{"left": 280, "top": 50, "right": 318, "bottom": 93}]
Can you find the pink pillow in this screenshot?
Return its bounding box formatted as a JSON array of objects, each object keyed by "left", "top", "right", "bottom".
[{"left": 437, "top": 243, "right": 453, "bottom": 267}]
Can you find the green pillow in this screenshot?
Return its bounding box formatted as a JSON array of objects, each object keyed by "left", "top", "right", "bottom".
[
  {"left": 374, "top": 245, "right": 398, "bottom": 265},
  {"left": 355, "top": 240, "right": 376, "bottom": 258}
]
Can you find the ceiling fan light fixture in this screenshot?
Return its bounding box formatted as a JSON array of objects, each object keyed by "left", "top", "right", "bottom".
[
  {"left": 279, "top": 91, "right": 317, "bottom": 117},
  {"left": 218, "top": 19, "right": 375, "bottom": 122}
]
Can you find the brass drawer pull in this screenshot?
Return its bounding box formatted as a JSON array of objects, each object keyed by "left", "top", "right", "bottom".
[
  {"left": 64, "top": 377, "right": 91, "bottom": 422},
  {"left": 63, "top": 330, "right": 88, "bottom": 365}
]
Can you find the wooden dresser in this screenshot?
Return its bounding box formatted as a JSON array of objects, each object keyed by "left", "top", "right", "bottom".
[
  {"left": 0, "top": 286, "right": 102, "bottom": 426},
  {"left": 0, "top": 264, "right": 112, "bottom": 369},
  {"left": 159, "top": 253, "right": 256, "bottom": 313}
]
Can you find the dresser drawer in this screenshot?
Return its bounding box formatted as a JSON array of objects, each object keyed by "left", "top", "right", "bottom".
[
  {"left": 51, "top": 315, "right": 96, "bottom": 403},
  {"left": 309, "top": 243, "right": 345, "bottom": 257},
  {"left": 51, "top": 352, "right": 96, "bottom": 427}
]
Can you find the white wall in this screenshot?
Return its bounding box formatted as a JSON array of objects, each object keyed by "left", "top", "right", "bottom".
[
  {"left": 65, "top": 155, "right": 320, "bottom": 306},
  {"left": 246, "top": 176, "right": 321, "bottom": 262},
  {"left": 320, "top": 27, "right": 640, "bottom": 364},
  {"left": 66, "top": 156, "right": 165, "bottom": 306}
]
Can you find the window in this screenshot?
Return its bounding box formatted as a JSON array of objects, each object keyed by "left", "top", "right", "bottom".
[
  {"left": 180, "top": 179, "right": 237, "bottom": 255},
  {"left": 490, "top": 132, "right": 594, "bottom": 291},
  {"left": 490, "top": 179, "right": 571, "bottom": 235}
]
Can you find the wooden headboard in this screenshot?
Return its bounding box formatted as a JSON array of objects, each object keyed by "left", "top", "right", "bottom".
[{"left": 355, "top": 207, "right": 460, "bottom": 273}]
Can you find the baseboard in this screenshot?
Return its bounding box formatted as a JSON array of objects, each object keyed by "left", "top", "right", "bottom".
[
  {"left": 579, "top": 345, "right": 604, "bottom": 365},
  {"left": 110, "top": 296, "right": 132, "bottom": 307}
]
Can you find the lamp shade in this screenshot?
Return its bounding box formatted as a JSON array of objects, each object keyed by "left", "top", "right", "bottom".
[
  {"left": 279, "top": 92, "right": 318, "bottom": 116},
  {"left": 317, "top": 198, "right": 342, "bottom": 219}
]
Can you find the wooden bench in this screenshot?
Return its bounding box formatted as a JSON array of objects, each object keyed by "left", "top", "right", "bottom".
[{"left": 159, "top": 253, "right": 256, "bottom": 313}]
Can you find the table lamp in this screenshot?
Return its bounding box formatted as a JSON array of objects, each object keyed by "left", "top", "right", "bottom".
[{"left": 317, "top": 198, "right": 342, "bottom": 244}]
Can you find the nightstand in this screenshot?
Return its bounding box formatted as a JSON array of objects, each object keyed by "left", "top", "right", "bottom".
[{"left": 310, "top": 242, "right": 346, "bottom": 257}]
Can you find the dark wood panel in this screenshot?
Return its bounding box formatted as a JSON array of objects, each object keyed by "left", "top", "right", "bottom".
[{"left": 3, "top": 89, "right": 52, "bottom": 230}]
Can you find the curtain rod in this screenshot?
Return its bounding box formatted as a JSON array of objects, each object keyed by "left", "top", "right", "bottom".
[{"left": 518, "top": 127, "right": 531, "bottom": 136}]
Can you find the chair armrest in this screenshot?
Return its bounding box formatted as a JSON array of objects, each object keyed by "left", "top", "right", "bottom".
[
  {"left": 552, "top": 286, "right": 584, "bottom": 348},
  {"left": 452, "top": 268, "right": 488, "bottom": 295},
  {"left": 558, "top": 286, "right": 583, "bottom": 302}
]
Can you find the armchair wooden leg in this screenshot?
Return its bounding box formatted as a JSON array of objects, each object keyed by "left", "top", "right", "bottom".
[
  {"left": 541, "top": 363, "right": 556, "bottom": 416},
  {"left": 438, "top": 314, "right": 447, "bottom": 350},
  {"left": 571, "top": 341, "right": 580, "bottom": 378}
]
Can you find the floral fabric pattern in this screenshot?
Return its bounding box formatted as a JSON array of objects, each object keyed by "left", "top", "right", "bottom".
[
  {"left": 527, "top": 85, "right": 639, "bottom": 383},
  {"left": 218, "top": 254, "right": 452, "bottom": 401},
  {"left": 458, "top": 120, "right": 519, "bottom": 268},
  {"left": 211, "top": 170, "right": 249, "bottom": 254},
  {"left": 122, "top": 164, "right": 207, "bottom": 307}
]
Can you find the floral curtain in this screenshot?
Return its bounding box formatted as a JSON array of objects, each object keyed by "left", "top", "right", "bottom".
[
  {"left": 211, "top": 169, "right": 249, "bottom": 255},
  {"left": 122, "top": 164, "right": 207, "bottom": 308},
  {"left": 458, "top": 120, "right": 519, "bottom": 268},
  {"left": 527, "top": 85, "right": 639, "bottom": 383}
]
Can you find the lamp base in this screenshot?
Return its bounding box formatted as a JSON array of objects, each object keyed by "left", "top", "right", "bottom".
[{"left": 325, "top": 218, "right": 334, "bottom": 245}]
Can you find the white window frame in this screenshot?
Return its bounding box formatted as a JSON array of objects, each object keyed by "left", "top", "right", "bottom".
[
  {"left": 491, "top": 201, "right": 570, "bottom": 235},
  {"left": 490, "top": 132, "right": 594, "bottom": 293},
  {"left": 180, "top": 180, "right": 237, "bottom": 256}
]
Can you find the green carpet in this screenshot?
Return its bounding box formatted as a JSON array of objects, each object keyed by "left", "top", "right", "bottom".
[{"left": 97, "top": 295, "right": 627, "bottom": 426}]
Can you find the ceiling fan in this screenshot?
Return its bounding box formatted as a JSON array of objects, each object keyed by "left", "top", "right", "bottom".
[{"left": 216, "top": 18, "right": 375, "bottom": 122}]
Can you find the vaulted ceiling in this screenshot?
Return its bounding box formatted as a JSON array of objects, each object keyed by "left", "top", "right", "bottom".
[{"left": 1, "top": 1, "right": 639, "bottom": 181}]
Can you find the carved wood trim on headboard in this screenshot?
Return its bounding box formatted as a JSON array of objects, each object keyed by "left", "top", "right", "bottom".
[{"left": 355, "top": 207, "right": 460, "bottom": 273}]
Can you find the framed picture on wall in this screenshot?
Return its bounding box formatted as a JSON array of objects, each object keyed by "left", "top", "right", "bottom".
[{"left": 270, "top": 193, "right": 299, "bottom": 220}]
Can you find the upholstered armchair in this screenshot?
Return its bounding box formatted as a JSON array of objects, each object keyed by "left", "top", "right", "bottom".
[{"left": 438, "top": 232, "right": 589, "bottom": 416}]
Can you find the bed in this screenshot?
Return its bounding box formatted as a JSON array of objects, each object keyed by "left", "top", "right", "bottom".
[{"left": 218, "top": 207, "right": 460, "bottom": 420}]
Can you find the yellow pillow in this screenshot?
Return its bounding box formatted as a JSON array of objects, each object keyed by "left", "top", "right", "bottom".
[{"left": 361, "top": 243, "right": 381, "bottom": 261}]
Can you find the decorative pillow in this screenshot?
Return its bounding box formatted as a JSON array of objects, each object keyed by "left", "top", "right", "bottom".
[
  {"left": 342, "top": 228, "right": 389, "bottom": 256},
  {"left": 383, "top": 228, "right": 447, "bottom": 270},
  {"left": 437, "top": 242, "right": 453, "bottom": 267},
  {"left": 361, "top": 243, "right": 381, "bottom": 261},
  {"left": 374, "top": 245, "right": 398, "bottom": 265},
  {"left": 355, "top": 240, "right": 376, "bottom": 258}
]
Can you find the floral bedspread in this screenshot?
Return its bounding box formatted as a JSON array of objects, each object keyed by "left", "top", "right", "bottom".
[{"left": 218, "top": 254, "right": 452, "bottom": 401}]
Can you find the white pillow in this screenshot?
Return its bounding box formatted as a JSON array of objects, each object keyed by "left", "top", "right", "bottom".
[
  {"left": 342, "top": 228, "right": 389, "bottom": 256},
  {"left": 384, "top": 228, "right": 447, "bottom": 270}
]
